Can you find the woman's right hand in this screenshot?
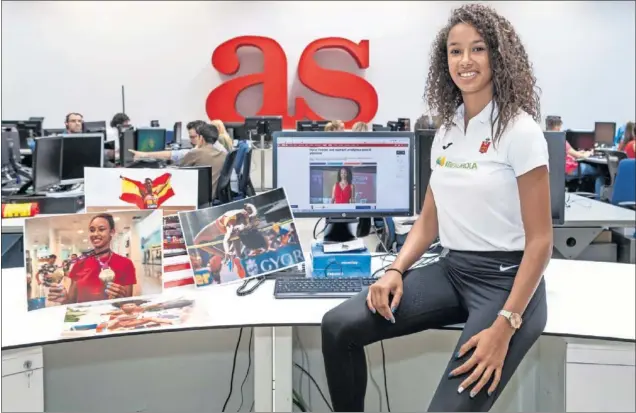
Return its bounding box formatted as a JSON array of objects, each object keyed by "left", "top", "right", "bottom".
[
  {"left": 47, "top": 285, "right": 67, "bottom": 303},
  {"left": 366, "top": 269, "right": 404, "bottom": 323}
]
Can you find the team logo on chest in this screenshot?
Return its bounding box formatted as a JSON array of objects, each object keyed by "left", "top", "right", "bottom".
[{"left": 479, "top": 137, "right": 491, "bottom": 154}]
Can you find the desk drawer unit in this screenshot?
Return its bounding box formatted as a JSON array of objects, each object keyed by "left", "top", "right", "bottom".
[
  {"left": 566, "top": 341, "right": 635, "bottom": 412},
  {"left": 1, "top": 346, "right": 44, "bottom": 412}
]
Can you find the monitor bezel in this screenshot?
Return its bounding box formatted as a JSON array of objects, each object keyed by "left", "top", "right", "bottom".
[
  {"left": 272, "top": 131, "right": 415, "bottom": 218},
  {"left": 33, "top": 136, "right": 63, "bottom": 192}
]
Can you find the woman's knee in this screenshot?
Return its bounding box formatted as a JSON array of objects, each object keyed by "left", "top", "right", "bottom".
[{"left": 321, "top": 298, "right": 369, "bottom": 347}]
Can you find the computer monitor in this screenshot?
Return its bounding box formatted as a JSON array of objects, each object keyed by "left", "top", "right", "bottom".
[
  {"left": 1, "top": 129, "right": 21, "bottom": 165},
  {"left": 171, "top": 122, "right": 182, "bottom": 145},
  {"left": 273, "top": 131, "right": 414, "bottom": 242},
  {"left": 2, "top": 120, "right": 43, "bottom": 149},
  {"left": 594, "top": 122, "right": 616, "bottom": 147},
  {"left": 60, "top": 133, "right": 104, "bottom": 184},
  {"left": 414, "top": 129, "right": 436, "bottom": 214},
  {"left": 83, "top": 121, "right": 106, "bottom": 132},
  {"left": 119, "top": 128, "right": 136, "bottom": 166},
  {"left": 43, "top": 128, "right": 66, "bottom": 136},
  {"left": 296, "top": 120, "right": 330, "bottom": 132},
  {"left": 245, "top": 116, "right": 283, "bottom": 142},
  {"left": 136, "top": 128, "right": 167, "bottom": 152},
  {"left": 565, "top": 130, "right": 595, "bottom": 151},
  {"left": 33, "top": 137, "right": 63, "bottom": 192},
  {"left": 372, "top": 124, "right": 391, "bottom": 132},
  {"left": 179, "top": 165, "right": 212, "bottom": 207},
  {"left": 544, "top": 131, "right": 566, "bottom": 225}
]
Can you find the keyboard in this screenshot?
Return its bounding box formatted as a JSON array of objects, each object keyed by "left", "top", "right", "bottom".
[{"left": 274, "top": 277, "right": 377, "bottom": 299}]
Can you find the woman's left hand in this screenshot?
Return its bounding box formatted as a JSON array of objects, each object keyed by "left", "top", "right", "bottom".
[
  {"left": 106, "top": 282, "right": 127, "bottom": 299},
  {"left": 449, "top": 321, "right": 514, "bottom": 398}
]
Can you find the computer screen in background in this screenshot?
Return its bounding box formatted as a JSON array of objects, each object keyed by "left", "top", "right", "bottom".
[
  {"left": 179, "top": 165, "right": 212, "bottom": 208},
  {"left": 414, "top": 129, "right": 436, "bottom": 214},
  {"left": 296, "top": 120, "right": 330, "bottom": 132},
  {"left": 2, "top": 120, "right": 42, "bottom": 149},
  {"left": 136, "top": 128, "right": 167, "bottom": 152},
  {"left": 60, "top": 133, "right": 104, "bottom": 184},
  {"left": 566, "top": 130, "right": 595, "bottom": 151},
  {"left": 33, "top": 137, "right": 63, "bottom": 192},
  {"left": 83, "top": 121, "right": 106, "bottom": 132},
  {"left": 594, "top": 122, "right": 616, "bottom": 147},
  {"left": 244, "top": 116, "right": 283, "bottom": 144}
]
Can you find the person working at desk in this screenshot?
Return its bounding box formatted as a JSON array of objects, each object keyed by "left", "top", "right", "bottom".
[
  {"left": 210, "top": 119, "right": 234, "bottom": 152},
  {"left": 547, "top": 115, "right": 604, "bottom": 196},
  {"left": 64, "top": 112, "right": 83, "bottom": 133},
  {"left": 129, "top": 120, "right": 228, "bottom": 162},
  {"left": 47, "top": 213, "right": 136, "bottom": 304},
  {"left": 618, "top": 121, "right": 635, "bottom": 158},
  {"left": 325, "top": 120, "right": 345, "bottom": 131},
  {"left": 351, "top": 121, "right": 369, "bottom": 132},
  {"left": 321, "top": 4, "right": 552, "bottom": 412},
  {"left": 177, "top": 123, "right": 227, "bottom": 195}
]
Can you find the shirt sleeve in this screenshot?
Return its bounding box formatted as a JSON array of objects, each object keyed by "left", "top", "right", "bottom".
[
  {"left": 170, "top": 149, "right": 190, "bottom": 163},
  {"left": 506, "top": 117, "right": 549, "bottom": 177}
]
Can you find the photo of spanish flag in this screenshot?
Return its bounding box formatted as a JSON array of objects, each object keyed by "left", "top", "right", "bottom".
[{"left": 119, "top": 173, "right": 175, "bottom": 210}]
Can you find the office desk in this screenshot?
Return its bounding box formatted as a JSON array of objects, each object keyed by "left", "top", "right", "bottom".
[
  {"left": 2, "top": 256, "right": 634, "bottom": 412},
  {"left": 578, "top": 157, "right": 608, "bottom": 166},
  {"left": 556, "top": 194, "right": 636, "bottom": 260}
]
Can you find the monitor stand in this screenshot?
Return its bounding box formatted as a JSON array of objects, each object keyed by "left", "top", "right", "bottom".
[{"left": 323, "top": 218, "right": 358, "bottom": 244}]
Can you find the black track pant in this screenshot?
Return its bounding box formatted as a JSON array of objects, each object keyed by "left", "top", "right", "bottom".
[{"left": 321, "top": 250, "right": 547, "bottom": 412}]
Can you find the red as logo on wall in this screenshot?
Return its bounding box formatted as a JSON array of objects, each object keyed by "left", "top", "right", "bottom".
[{"left": 205, "top": 36, "right": 379, "bottom": 129}]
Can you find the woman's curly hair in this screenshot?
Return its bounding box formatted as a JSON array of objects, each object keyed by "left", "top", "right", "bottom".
[{"left": 424, "top": 3, "right": 541, "bottom": 144}]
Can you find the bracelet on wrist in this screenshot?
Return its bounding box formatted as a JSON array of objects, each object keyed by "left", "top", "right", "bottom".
[{"left": 385, "top": 268, "right": 404, "bottom": 277}]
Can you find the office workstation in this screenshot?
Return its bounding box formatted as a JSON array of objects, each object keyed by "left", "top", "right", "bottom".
[{"left": 2, "top": 1, "right": 635, "bottom": 413}]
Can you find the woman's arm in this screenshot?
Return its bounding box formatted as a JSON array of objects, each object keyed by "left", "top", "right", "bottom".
[
  {"left": 495, "top": 166, "right": 552, "bottom": 332},
  {"left": 129, "top": 150, "right": 174, "bottom": 161},
  {"left": 350, "top": 184, "right": 355, "bottom": 203},
  {"left": 389, "top": 185, "right": 439, "bottom": 273},
  {"left": 567, "top": 146, "right": 589, "bottom": 159},
  {"left": 331, "top": 184, "right": 336, "bottom": 203}
]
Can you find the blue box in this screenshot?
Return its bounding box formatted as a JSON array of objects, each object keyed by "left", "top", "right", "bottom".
[{"left": 310, "top": 242, "right": 372, "bottom": 278}]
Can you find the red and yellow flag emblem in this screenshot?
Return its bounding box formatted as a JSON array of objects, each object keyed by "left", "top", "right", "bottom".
[{"left": 119, "top": 173, "right": 175, "bottom": 209}]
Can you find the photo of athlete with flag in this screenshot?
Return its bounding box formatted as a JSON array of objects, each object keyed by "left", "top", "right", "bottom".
[
  {"left": 119, "top": 173, "right": 175, "bottom": 209},
  {"left": 178, "top": 188, "right": 305, "bottom": 286}
]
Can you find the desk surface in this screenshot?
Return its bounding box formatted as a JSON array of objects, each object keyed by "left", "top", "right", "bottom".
[
  {"left": 578, "top": 157, "right": 608, "bottom": 166},
  {"left": 562, "top": 194, "right": 636, "bottom": 227},
  {"left": 2, "top": 257, "right": 634, "bottom": 349}
]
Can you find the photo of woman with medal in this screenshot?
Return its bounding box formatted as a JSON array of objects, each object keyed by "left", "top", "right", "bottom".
[{"left": 48, "top": 213, "right": 137, "bottom": 304}]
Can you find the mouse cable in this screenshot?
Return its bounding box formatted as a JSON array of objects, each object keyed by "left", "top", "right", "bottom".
[
  {"left": 222, "top": 327, "right": 243, "bottom": 412},
  {"left": 380, "top": 341, "right": 391, "bottom": 412},
  {"left": 237, "top": 327, "right": 253, "bottom": 412},
  {"left": 293, "top": 362, "right": 333, "bottom": 412}
]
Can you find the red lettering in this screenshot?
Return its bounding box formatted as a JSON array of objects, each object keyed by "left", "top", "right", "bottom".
[
  {"left": 206, "top": 36, "right": 379, "bottom": 129},
  {"left": 296, "top": 38, "right": 378, "bottom": 129},
  {"left": 205, "top": 36, "right": 288, "bottom": 124}
]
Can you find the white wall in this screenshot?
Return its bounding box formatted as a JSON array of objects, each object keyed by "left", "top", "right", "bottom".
[{"left": 1, "top": 1, "right": 634, "bottom": 131}]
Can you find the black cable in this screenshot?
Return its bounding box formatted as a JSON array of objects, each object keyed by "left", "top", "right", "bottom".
[
  {"left": 237, "top": 328, "right": 253, "bottom": 412},
  {"left": 293, "top": 398, "right": 307, "bottom": 412},
  {"left": 222, "top": 328, "right": 243, "bottom": 412},
  {"left": 312, "top": 218, "right": 324, "bottom": 239},
  {"left": 293, "top": 362, "right": 333, "bottom": 412},
  {"left": 236, "top": 276, "right": 266, "bottom": 296},
  {"left": 380, "top": 341, "right": 391, "bottom": 412}
]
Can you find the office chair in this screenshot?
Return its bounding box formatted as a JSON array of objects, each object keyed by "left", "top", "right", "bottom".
[
  {"left": 237, "top": 148, "right": 255, "bottom": 199},
  {"left": 605, "top": 150, "right": 628, "bottom": 189},
  {"left": 213, "top": 150, "right": 238, "bottom": 205},
  {"left": 610, "top": 159, "right": 635, "bottom": 210}
]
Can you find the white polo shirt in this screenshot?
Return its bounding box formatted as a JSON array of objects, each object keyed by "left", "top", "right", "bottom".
[{"left": 429, "top": 101, "right": 549, "bottom": 252}]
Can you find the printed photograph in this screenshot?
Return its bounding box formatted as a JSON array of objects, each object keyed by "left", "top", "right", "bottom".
[
  {"left": 309, "top": 163, "right": 378, "bottom": 204},
  {"left": 84, "top": 167, "right": 198, "bottom": 215},
  {"left": 178, "top": 188, "right": 305, "bottom": 287},
  {"left": 60, "top": 294, "right": 210, "bottom": 338},
  {"left": 162, "top": 215, "right": 195, "bottom": 289},
  {"left": 24, "top": 210, "right": 164, "bottom": 311}
]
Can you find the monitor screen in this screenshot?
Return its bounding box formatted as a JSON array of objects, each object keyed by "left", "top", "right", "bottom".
[
  {"left": 83, "top": 121, "right": 106, "bottom": 132},
  {"left": 273, "top": 131, "right": 414, "bottom": 218},
  {"left": 566, "top": 130, "right": 595, "bottom": 151},
  {"left": 245, "top": 116, "right": 283, "bottom": 141},
  {"left": 296, "top": 120, "right": 330, "bottom": 132},
  {"left": 544, "top": 131, "right": 566, "bottom": 225},
  {"left": 33, "top": 137, "right": 63, "bottom": 192},
  {"left": 179, "top": 165, "right": 212, "bottom": 207},
  {"left": 136, "top": 128, "right": 166, "bottom": 152},
  {"left": 594, "top": 122, "right": 616, "bottom": 146},
  {"left": 415, "top": 129, "right": 436, "bottom": 214},
  {"left": 60, "top": 133, "right": 104, "bottom": 183}
]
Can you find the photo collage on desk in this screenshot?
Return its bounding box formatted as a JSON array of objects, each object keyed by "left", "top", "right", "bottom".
[
  {"left": 162, "top": 214, "right": 196, "bottom": 290},
  {"left": 178, "top": 188, "right": 305, "bottom": 287}
]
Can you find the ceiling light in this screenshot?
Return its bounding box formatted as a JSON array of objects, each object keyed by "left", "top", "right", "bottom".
[
  {"left": 114, "top": 216, "right": 121, "bottom": 222},
  {"left": 77, "top": 230, "right": 84, "bottom": 234}
]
